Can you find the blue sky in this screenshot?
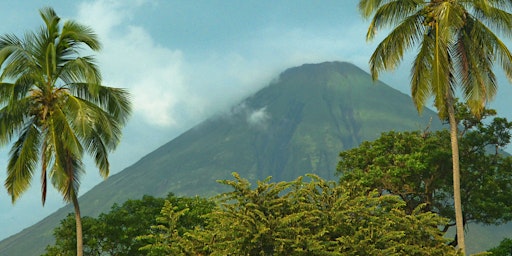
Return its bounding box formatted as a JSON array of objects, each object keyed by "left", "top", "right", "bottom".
[{"left": 1, "top": 0, "right": 512, "bottom": 240}]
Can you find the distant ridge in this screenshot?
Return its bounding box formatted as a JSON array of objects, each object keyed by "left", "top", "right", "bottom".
[{"left": 7, "top": 61, "right": 502, "bottom": 255}]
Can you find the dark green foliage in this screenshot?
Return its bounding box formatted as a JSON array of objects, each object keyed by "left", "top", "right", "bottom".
[
  {"left": 488, "top": 238, "right": 512, "bottom": 256},
  {"left": 156, "top": 173, "right": 457, "bottom": 255},
  {"left": 43, "top": 194, "right": 213, "bottom": 256},
  {"left": 137, "top": 196, "right": 214, "bottom": 255},
  {"left": 137, "top": 202, "right": 197, "bottom": 255},
  {"left": 42, "top": 216, "right": 101, "bottom": 256},
  {"left": 337, "top": 104, "right": 512, "bottom": 237}
]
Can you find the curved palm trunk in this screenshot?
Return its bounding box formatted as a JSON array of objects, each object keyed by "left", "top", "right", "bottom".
[
  {"left": 72, "top": 194, "right": 84, "bottom": 256},
  {"left": 447, "top": 103, "right": 465, "bottom": 255}
]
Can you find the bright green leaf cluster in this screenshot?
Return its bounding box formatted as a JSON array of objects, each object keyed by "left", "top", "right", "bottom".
[
  {"left": 170, "top": 173, "right": 457, "bottom": 255},
  {"left": 45, "top": 175, "right": 458, "bottom": 255}
]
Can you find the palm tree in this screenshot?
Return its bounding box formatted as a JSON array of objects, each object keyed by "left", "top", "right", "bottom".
[
  {"left": 0, "top": 7, "right": 131, "bottom": 256},
  {"left": 359, "top": 0, "right": 512, "bottom": 254}
]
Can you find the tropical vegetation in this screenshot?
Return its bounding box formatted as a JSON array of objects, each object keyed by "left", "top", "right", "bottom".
[
  {"left": 45, "top": 174, "right": 458, "bottom": 256},
  {"left": 0, "top": 7, "right": 131, "bottom": 256},
  {"left": 359, "top": 0, "right": 512, "bottom": 253},
  {"left": 337, "top": 103, "right": 512, "bottom": 244},
  {"left": 43, "top": 194, "right": 214, "bottom": 256},
  {"left": 489, "top": 238, "right": 512, "bottom": 256},
  {"left": 43, "top": 102, "right": 512, "bottom": 255}
]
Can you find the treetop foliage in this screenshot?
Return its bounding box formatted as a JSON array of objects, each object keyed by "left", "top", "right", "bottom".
[
  {"left": 138, "top": 173, "right": 457, "bottom": 256},
  {"left": 337, "top": 103, "right": 512, "bottom": 238}
]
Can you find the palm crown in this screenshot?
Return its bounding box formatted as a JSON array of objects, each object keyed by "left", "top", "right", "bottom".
[
  {"left": 360, "top": 0, "right": 512, "bottom": 118},
  {"left": 0, "top": 7, "right": 131, "bottom": 204}
]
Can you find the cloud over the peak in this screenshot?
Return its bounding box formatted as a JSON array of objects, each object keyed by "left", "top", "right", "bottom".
[{"left": 76, "top": 0, "right": 201, "bottom": 127}]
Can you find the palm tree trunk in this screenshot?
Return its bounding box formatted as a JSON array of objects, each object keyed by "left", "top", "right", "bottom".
[
  {"left": 447, "top": 103, "right": 465, "bottom": 255},
  {"left": 72, "top": 193, "right": 84, "bottom": 256}
]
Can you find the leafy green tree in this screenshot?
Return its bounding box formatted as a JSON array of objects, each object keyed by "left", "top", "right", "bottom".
[
  {"left": 43, "top": 215, "right": 102, "bottom": 256},
  {"left": 93, "top": 195, "right": 167, "bottom": 255},
  {"left": 488, "top": 238, "right": 512, "bottom": 256},
  {"left": 136, "top": 195, "right": 214, "bottom": 255},
  {"left": 0, "top": 8, "right": 131, "bottom": 256},
  {"left": 185, "top": 173, "right": 457, "bottom": 255},
  {"left": 44, "top": 194, "right": 213, "bottom": 256},
  {"left": 337, "top": 104, "right": 512, "bottom": 245},
  {"left": 137, "top": 201, "right": 196, "bottom": 255},
  {"left": 197, "top": 174, "right": 297, "bottom": 255},
  {"left": 43, "top": 195, "right": 164, "bottom": 256},
  {"left": 359, "top": 1, "right": 512, "bottom": 253}
]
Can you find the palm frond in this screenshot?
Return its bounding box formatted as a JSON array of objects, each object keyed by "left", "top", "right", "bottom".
[
  {"left": 366, "top": 0, "right": 423, "bottom": 40},
  {"left": 85, "top": 128, "right": 110, "bottom": 179},
  {"left": 369, "top": 10, "right": 425, "bottom": 79},
  {"left": 39, "top": 7, "right": 60, "bottom": 39},
  {"left": 69, "top": 83, "right": 131, "bottom": 126},
  {"left": 12, "top": 73, "right": 37, "bottom": 100},
  {"left": 430, "top": 23, "right": 453, "bottom": 119},
  {"left": 0, "top": 82, "right": 15, "bottom": 105},
  {"left": 65, "top": 94, "right": 122, "bottom": 148},
  {"left": 98, "top": 86, "right": 132, "bottom": 126},
  {"left": 359, "top": 0, "right": 391, "bottom": 19},
  {"left": 49, "top": 149, "right": 84, "bottom": 202},
  {"left": 411, "top": 32, "right": 435, "bottom": 114},
  {"left": 4, "top": 120, "right": 41, "bottom": 203},
  {"left": 0, "top": 97, "right": 34, "bottom": 145},
  {"left": 59, "top": 57, "right": 102, "bottom": 93},
  {"left": 483, "top": 0, "right": 512, "bottom": 10},
  {"left": 0, "top": 34, "right": 23, "bottom": 70},
  {"left": 60, "top": 20, "right": 101, "bottom": 51},
  {"left": 0, "top": 35, "right": 38, "bottom": 81},
  {"left": 454, "top": 17, "right": 497, "bottom": 117},
  {"left": 51, "top": 107, "right": 84, "bottom": 158},
  {"left": 46, "top": 114, "right": 84, "bottom": 203},
  {"left": 472, "top": 0, "right": 512, "bottom": 37},
  {"left": 472, "top": 17, "right": 512, "bottom": 82},
  {"left": 434, "top": 1, "right": 465, "bottom": 34}
]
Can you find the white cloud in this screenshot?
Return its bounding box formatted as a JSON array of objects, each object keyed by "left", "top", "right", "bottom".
[
  {"left": 76, "top": 0, "right": 200, "bottom": 127},
  {"left": 247, "top": 107, "right": 270, "bottom": 129}
]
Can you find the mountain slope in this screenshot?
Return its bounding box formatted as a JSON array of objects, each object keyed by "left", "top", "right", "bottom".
[
  {"left": 2, "top": 61, "right": 501, "bottom": 255},
  {"left": 80, "top": 62, "right": 440, "bottom": 203}
]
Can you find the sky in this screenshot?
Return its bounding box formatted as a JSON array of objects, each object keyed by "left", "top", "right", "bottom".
[{"left": 1, "top": 0, "right": 512, "bottom": 241}]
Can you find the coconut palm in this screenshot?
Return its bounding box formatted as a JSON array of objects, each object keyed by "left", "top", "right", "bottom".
[
  {"left": 359, "top": 0, "right": 512, "bottom": 254},
  {"left": 0, "top": 7, "right": 131, "bottom": 256}
]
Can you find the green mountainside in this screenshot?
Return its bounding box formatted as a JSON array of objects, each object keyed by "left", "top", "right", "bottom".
[{"left": 0, "top": 61, "right": 509, "bottom": 255}]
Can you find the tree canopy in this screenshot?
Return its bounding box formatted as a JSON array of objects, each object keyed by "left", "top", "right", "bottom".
[
  {"left": 337, "top": 104, "right": 512, "bottom": 239},
  {"left": 46, "top": 174, "right": 458, "bottom": 256},
  {"left": 141, "top": 173, "right": 457, "bottom": 255},
  {"left": 43, "top": 194, "right": 214, "bottom": 256}
]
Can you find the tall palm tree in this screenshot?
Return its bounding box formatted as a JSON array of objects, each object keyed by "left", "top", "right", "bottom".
[
  {"left": 0, "top": 7, "right": 131, "bottom": 256},
  {"left": 359, "top": 0, "right": 512, "bottom": 254}
]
